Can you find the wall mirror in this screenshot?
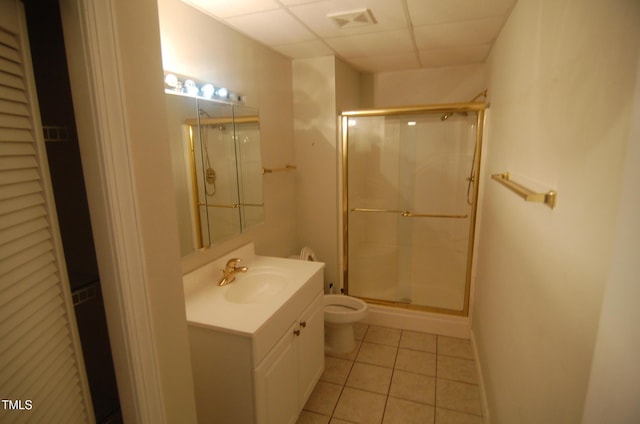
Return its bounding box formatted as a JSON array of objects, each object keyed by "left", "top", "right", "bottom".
[{"left": 165, "top": 90, "right": 264, "bottom": 256}]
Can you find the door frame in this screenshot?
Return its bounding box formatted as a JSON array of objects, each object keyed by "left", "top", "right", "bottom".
[{"left": 59, "top": 0, "right": 166, "bottom": 422}]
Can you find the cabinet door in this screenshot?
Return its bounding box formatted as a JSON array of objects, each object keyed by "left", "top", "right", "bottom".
[
  {"left": 297, "top": 293, "right": 325, "bottom": 407},
  {"left": 255, "top": 322, "right": 299, "bottom": 424}
]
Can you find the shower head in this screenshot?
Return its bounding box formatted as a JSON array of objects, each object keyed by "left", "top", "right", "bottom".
[
  {"left": 439, "top": 90, "right": 487, "bottom": 122},
  {"left": 198, "top": 108, "right": 211, "bottom": 118}
]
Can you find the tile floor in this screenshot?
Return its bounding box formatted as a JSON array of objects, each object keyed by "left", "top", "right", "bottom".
[{"left": 297, "top": 323, "right": 484, "bottom": 424}]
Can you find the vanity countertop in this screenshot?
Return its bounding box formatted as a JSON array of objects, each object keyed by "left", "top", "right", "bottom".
[{"left": 183, "top": 243, "right": 324, "bottom": 336}]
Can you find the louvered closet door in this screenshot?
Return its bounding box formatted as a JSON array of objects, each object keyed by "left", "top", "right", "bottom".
[{"left": 0, "top": 1, "right": 93, "bottom": 423}]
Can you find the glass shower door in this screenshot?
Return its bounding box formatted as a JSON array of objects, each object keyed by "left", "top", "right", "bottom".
[{"left": 345, "top": 111, "right": 479, "bottom": 313}]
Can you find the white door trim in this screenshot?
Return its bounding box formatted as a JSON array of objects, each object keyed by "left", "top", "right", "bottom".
[{"left": 59, "top": 0, "right": 166, "bottom": 422}]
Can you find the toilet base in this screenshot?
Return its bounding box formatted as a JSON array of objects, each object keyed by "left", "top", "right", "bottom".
[{"left": 325, "top": 322, "right": 357, "bottom": 354}]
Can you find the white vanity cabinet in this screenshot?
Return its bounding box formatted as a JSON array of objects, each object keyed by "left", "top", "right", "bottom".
[
  {"left": 254, "top": 293, "right": 324, "bottom": 424},
  {"left": 184, "top": 246, "right": 325, "bottom": 424}
]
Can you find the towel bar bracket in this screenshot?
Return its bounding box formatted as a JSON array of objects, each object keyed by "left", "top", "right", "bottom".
[{"left": 491, "top": 172, "right": 557, "bottom": 209}]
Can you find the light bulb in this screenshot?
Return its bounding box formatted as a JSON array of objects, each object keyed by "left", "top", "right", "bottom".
[
  {"left": 164, "top": 73, "right": 178, "bottom": 89},
  {"left": 201, "top": 84, "right": 215, "bottom": 98},
  {"left": 216, "top": 87, "right": 228, "bottom": 98},
  {"left": 184, "top": 80, "right": 198, "bottom": 96}
]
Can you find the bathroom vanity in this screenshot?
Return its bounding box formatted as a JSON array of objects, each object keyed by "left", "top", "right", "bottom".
[{"left": 183, "top": 243, "right": 324, "bottom": 423}]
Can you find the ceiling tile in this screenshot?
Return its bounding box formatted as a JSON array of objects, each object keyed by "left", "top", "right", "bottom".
[
  {"left": 181, "top": 0, "right": 280, "bottom": 19},
  {"left": 288, "top": 0, "right": 408, "bottom": 37},
  {"left": 407, "top": 0, "right": 496, "bottom": 26},
  {"left": 414, "top": 17, "right": 505, "bottom": 50},
  {"left": 272, "top": 40, "right": 334, "bottom": 59},
  {"left": 177, "top": 0, "right": 516, "bottom": 73},
  {"left": 325, "top": 29, "right": 414, "bottom": 58},
  {"left": 419, "top": 44, "right": 491, "bottom": 67},
  {"left": 225, "top": 9, "right": 317, "bottom": 45}
]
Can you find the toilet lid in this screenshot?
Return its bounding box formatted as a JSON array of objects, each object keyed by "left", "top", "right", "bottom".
[{"left": 300, "top": 246, "right": 317, "bottom": 261}]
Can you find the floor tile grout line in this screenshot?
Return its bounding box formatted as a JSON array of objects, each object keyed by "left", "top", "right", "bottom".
[
  {"left": 434, "top": 334, "right": 439, "bottom": 424},
  {"left": 379, "top": 330, "right": 401, "bottom": 423}
]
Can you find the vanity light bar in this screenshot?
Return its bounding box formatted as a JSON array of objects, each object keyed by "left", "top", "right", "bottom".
[{"left": 164, "top": 71, "right": 244, "bottom": 104}]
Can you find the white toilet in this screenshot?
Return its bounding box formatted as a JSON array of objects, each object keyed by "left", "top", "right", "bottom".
[
  {"left": 290, "top": 247, "right": 368, "bottom": 354},
  {"left": 324, "top": 294, "right": 368, "bottom": 354}
]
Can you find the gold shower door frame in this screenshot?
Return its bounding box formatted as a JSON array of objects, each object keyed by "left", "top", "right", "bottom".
[{"left": 341, "top": 102, "right": 486, "bottom": 317}]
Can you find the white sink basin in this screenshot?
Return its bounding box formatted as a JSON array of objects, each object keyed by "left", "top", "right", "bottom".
[
  {"left": 183, "top": 242, "right": 325, "bottom": 336},
  {"left": 224, "top": 267, "right": 288, "bottom": 304}
]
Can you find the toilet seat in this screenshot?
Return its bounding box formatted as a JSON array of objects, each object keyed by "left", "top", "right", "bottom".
[
  {"left": 325, "top": 304, "right": 357, "bottom": 313},
  {"left": 324, "top": 294, "right": 368, "bottom": 324}
]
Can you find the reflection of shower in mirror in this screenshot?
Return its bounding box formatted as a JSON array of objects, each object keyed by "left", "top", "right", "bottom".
[
  {"left": 205, "top": 167, "right": 217, "bottom": 195},
  {"left": 202, "top": 134, "right": 217, "bottom": 196},
  {"left": 203, "top": 124, "right": 229, "bottom": 196},
  {"left": 198, "top": 109, "right": 216, "bottom": 197}
]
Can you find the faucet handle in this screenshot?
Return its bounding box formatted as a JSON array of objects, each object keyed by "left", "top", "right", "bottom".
[{"left": 225, "top": 258, "right": 242, "bottom": 270}]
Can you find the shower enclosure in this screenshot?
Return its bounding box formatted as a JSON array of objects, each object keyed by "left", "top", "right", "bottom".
[{"left": 341, "top": 102, "right": 486, "bottom": 315}]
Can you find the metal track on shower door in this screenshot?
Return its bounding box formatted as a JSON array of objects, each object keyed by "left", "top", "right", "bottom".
[{"left": 351, "top": 208, "right": 468, "bottom": 219}]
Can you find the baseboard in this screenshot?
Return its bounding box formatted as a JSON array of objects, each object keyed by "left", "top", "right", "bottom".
[
  {"left": 470, "top": 329, "right": 490, "bottom": 423},
  {"left": 361, "top": 303, "right": 470, "bottom": 339}
]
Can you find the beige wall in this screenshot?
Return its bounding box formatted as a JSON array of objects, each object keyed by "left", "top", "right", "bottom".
[
  {"left": 582, "top": 55, "right": 640, "bottom": 422},
  {"left": 335, "top": 57, "right": 363, "bottom": 114},
  {"left": 292, "top": 56, "right": 361, "bottom": 288},
  {"left": 157, "top": 0, "right": 298, "bottom": 271},
  {"left": 472, "top": 0, "right": 640, "bottom": 422},
  {"left": 335, "top": 58, "right": 362, "bottom": 287},
  {"left": 367, "top": 64, "right": 487, "bottom": 107}
]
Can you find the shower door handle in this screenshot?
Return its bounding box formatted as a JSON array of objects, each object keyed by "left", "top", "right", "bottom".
[
  {"left": 401, "top": 211, "right": 468, "bottom": 219},
  {"left": 351, "top": 208, "right": 468, "bottom": 219},
  {"left": 351, "top": 207, "right": 406, "bottom": 214}
]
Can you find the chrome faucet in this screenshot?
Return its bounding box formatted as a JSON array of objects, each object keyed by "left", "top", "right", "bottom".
[{"left": 218, "top": 258, "right": 248, "bottom": 286}]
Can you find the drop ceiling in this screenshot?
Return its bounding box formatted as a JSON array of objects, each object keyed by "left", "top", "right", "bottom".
[{"left": 181, "top": 0, "right": 517, "bottom": 73}]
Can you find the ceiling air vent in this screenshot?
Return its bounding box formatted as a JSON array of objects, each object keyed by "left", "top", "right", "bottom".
[{"left": 327, "top": 8, "right": 377, "bottom": 29}]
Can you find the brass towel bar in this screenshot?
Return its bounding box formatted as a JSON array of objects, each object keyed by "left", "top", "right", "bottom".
[
  {"left": 351, "top": 208, "right": 468, "bottom": 219},
  {"left": 491, "top": 172, "right": 557, "bottom": 209},
  {"left": 263, "top": 164, "right": 296, "bottom": 174}
]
